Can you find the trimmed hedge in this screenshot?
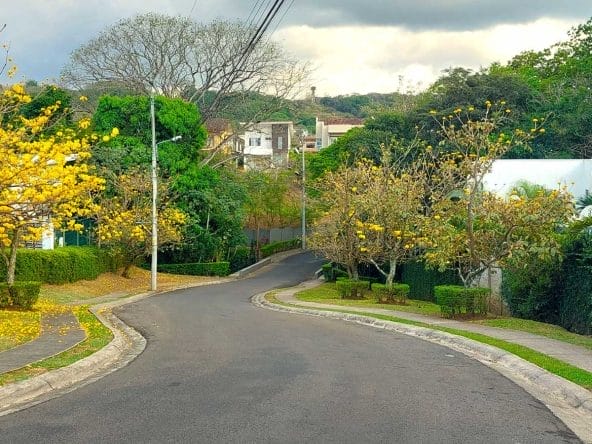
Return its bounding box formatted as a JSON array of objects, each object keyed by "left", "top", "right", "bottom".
[
  {"left": 0, "top": 247, "right": 121, "bottom": 285},
  {"left": 335, "top": 278, "right": 370, "bottom": 299},
  {"left": 559, "top": 234, "right": 592, "bottom": 335},
  {"left": 157, "top": 262, "right": 230, "bottom": 277},
  {"left": 434, "top": 285, "right": 489, "bottom": 317},
  {"left": 401, "top": 261, "right": 461, "bottom": 301},
  {"left": 372, "top": 283, "right": 410, "bottom": 304},
  {"left": 0, "top": 281, "right": 41, "bottom": 309},
  {"left": 260, "top": 239, "right": 301, "bottom": 258}
]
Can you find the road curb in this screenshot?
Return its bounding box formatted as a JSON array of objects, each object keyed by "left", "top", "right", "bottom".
[
  {"left": 0, "top": 304, "right": 146, "bottom": 417},
  {"left": 252, "top": 290, "right": 592, "bottom": 443}
]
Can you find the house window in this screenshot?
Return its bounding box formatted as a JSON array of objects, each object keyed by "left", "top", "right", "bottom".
[
  {"left": 249, "top": 137, "right": 261, "bottom": 146},
  {"left": 278, "top": 136, "right": 283, "bottom": 150}
]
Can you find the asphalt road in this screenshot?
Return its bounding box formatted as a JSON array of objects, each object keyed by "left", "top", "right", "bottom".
[{"left": 0, "top": 252, "right": 580, "bottom": 443}]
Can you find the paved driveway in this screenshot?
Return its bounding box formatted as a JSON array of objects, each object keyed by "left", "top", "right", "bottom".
[{"left": 0, "top": 253, "right": 580, "bottom": 443}]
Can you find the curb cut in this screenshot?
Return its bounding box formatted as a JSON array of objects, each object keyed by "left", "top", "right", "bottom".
[{"left": 252, "top": 290, "right": 592, "bottom": 443}]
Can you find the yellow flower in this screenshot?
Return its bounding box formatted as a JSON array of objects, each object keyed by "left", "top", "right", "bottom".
[
  {"left": 79, "top": 95, "right": 88, "bottom": 102},
  {"left": 102, "top": 135, "right": 110, "bottom": 142},
  {"left": 111, "top": 127, "right": 120, "bottom": 137}
]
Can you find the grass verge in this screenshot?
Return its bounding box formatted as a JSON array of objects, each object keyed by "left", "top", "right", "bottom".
[
  {"left": 295, "top": 282, "right": 441, "bottom": 316},
  {"left": 266, "top": 292, "right": 592, "bottom": 391},
  {"left": 0, "top": 305, "right": 113, "bottom": 386}
]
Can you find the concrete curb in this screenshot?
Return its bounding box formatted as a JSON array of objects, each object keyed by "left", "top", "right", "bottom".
[
  {"left": 229, "top": 248, "right": 305, "bottom": 278},
  {"left": 252, "top": 290, "right": 592, "bottom": 443},
  {"left": 0, "top": 305, "right": 145, "bottom": 417}
]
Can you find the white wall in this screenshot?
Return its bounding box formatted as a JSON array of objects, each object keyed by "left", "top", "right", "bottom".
[{"left": 484, "top": 159, "right": 592, "bottom": 199}]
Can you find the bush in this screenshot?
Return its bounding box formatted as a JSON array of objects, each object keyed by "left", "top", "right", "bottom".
[
  {"left": 260, "top": 239, "right": 301, "bottom": 258},
  {"left": 0, "top": 247, "right": 119, "bottom": 285},
  {"left": 434, "top": 285, "right": 489, "bottom": 317},
  {"left": 157, "top": 262, "right": 230, "bottom": 277},
  {"left": 559, "top": 233, "right": 592, "bottom": 335},
  {"left": 401, "top": 261, "right": 461, "bottom": 301},
  {"left": 335, "top": 279, "right": 370, "bottom": 299},
  {"left": 372, "top": 283, "right": 410, "bottom": 304},
  {"left": 0, "top": 282, "right": 41, "bottom": 309},
  {"left": 228, "top": 246, "right": 255, "bottom": 272},
  {"left": 0, "top": 284, "right": 10, "bottom": 308},
  {"left": 9, "top": 282, "right": 41, "bottom": 309},
  {"left": 501, "top": 257, "right": 561, "bottom": 323}
]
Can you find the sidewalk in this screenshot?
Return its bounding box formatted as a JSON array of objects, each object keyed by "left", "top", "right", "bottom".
[
  {"left": 275, "top": 279, "right": 592, "bottom": 373},
  {"left": 0, "top": 311, "right": 85, "bottom": 374}
]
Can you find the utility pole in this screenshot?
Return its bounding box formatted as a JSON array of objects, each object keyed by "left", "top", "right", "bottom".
[
  {"left": 301, "top": 146, "right": 306, "bottom": 250},
  {"left": 150, "top": 91, "right": 158, "bottom": 291}
]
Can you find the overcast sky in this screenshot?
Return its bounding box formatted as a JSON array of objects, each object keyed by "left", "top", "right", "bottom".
[{"left": 1, "top": 1, "right": 591, "bottom": 96}]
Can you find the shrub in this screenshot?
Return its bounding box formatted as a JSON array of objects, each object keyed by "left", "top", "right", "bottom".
[
  {"left": 559, "top": 233, "right": 592, "bottom": 335},
  {"left": 501, "top": 257, "right": 561, "bottom": 323},
  {"left": 228, "top": 246, "right": 255, "bottom": 272},
  {"left": 372, "top": 283, "right": 410, "bottom": 304},
  {"left": 0, "top": 247, "right": 119, "bottom": 285},
  {"left": 260, "top": 239, "right": 301, "bottom": 258},
  {"left": 9, "top": 282, "right": 41, "bottom": 309},
  {"left": 0, "top": 284, "right": 11, "bottom": 308},
  {"left": 0, "top": 282, "right": 41, "bottom": 309},
  {"left": 157, "top": 262, "right": 230, "bottom": 277},
  {"left": 401, "top": 261, "right": 461, "bottom": 301},
  {"left": 434, "top": 285, "right": 489, "bottom": 317},
  {"left": 335, "top": 279, "right": 370, "bottom": 299}
]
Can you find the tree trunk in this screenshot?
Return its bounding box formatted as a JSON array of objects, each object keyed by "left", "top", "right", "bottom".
[
  {"left": 385, "top": 259, "right": 397, "bottom": 287},
  {"left": 121, "top": 262, "right": 134, "bottom": 278},
  {"left": 7, "top": 229, "right": 20, "bottom": 285}
]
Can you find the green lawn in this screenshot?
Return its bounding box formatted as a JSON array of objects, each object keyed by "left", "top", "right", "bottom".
[
  {"left": 296, "top": 283, "right": 592, "bottom": 350},
  {"left": 295, "top": 282, "right": 442, "bottom": 316},
  {"left": 474, "top": 318, "right": 592, "bottom": 351}
]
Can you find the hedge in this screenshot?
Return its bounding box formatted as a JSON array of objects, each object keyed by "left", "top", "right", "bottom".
[
  {"left": 260, "top": 239, "right": 301, "bottom": 258},
  {"left": 0, "top": 247, "right": 121, "bottom": 285},
  {"left": 371, "top": 283, "right": 410, "bottom": 304},
  {"left": 335, "top": 278, "right": 370, "bottom": 299},
  {"left": 401, "top": 261, "right": 461, "bottom": 301},
  {"left": 228, "top": 246, "right": 254, "bottom": 273},
  {"left": 0, "top": 281, "right": 41, "bottom": 309},
  {"left": 559, "top": 234, "right": 592, "bottom": 335},
  {"left": 157, "top": 262, "right": 230, "bottom": 277},
  {"left": 434, "top": 285, "right": 489, "bottom": 317}
]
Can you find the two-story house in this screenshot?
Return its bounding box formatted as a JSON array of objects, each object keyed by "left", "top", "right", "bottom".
[
  {"left": 241, "top": 121, "right": 294, "bottom": 170},
  {"left": 315, "top": 117, "right": 365, "bottom": 149}
]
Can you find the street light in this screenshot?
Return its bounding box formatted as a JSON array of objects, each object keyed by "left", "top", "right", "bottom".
[
  {"left": 150, "top": 92, "right": 182, "bottom": 291},
  {"left": 300, "top": 146, "right": 306, "bottom": 250}
]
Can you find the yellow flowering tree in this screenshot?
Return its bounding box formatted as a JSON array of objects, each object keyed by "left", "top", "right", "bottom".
[
  {"left": 425, "top": 103, "right": 574, "bottom": 287},
  {"left": 309, "top": 165, "right": 367, "bottom": 279},
  {"left": 0, "top": 84, "right": 105, "bottom": 285},
  {"left": 95, "top": 168, "right": 187, "bottom": 277},
  {"left": 356, "top": 158, "right": 428, "bottom": 286}
]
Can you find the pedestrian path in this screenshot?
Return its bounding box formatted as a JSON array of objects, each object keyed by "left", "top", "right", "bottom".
[
  {"left": 275, "top": 280, "right": 592, "bottom": 373},
  {"left": 0, "top": 311, "right": 85, "bottom": 374}
]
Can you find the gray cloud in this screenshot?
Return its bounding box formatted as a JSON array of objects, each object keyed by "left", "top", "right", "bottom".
[{"left": 286, "top": 0, "right": 592, "bottom": 30}]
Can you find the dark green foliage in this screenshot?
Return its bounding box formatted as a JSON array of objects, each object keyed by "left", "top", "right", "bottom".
[
  {"left": 20, "top": 85, "right": 72, "bottom": 125},
  {"left": 401, "top": 261, "right": 460, "bottom": 301},
  {"left": 320, "top": 263, "right": 348, "bottom": 282},
  {"left": 260, "top": 239, "right": 301, "bottom": 258},
  {"left": 434, "top": 285, "right": 489, "bottom": 317},
  {"left": 0, "top": 247, "right": 119, "bottom": 285},
  {"left": 228, "top": 246, "right": 255, "bottom": 273},
  {"left": 335, "top": 278, "right": 370, "bottom": 299},
  {"left": 9, "top": 282, "right": 41, "bottom": 309},
  {"left": 559, "top": 232, "right": 592, "bottom": 335},
  {"left": 157, "top": 262, "right": 230, "bottom": 277},
  {"left": 0, "top": 284, "right": 10, "bottom": 308},
  {"left": 501, "top": 258, "right": 561, "bottom": 323},
  {"left": 371, "top": 283, "right": 410, "bottom": 304}
]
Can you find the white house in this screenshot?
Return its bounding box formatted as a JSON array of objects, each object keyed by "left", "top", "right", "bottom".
[
  {"left": 315, "top": 117, "right": 364, "bottom": 149},
  {"left": 240, "top": 121, "right": 294, "bottom": 169},
  {"left": 484, "top": 159, "right": 592, "bottom": 199}
]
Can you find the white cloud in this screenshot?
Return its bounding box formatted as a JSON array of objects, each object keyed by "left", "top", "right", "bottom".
[{"left": 274, "top": 18, "right": 580, "bottom": 96}]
